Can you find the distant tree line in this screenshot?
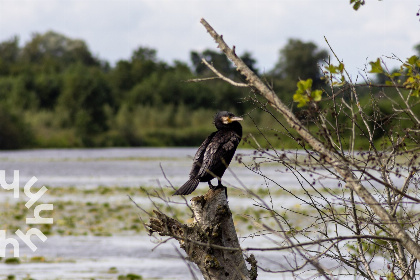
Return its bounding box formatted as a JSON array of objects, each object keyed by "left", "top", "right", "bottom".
[{"left": 0, "top": 31, "right": 418, "bottom": 149}]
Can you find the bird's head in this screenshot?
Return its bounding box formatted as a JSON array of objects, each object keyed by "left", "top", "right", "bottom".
[{"left": 214, "top": 111, "right": 243, "bottom": 129}]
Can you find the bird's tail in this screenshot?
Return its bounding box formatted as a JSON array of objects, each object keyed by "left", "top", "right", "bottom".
[{"left": 174, "top": 178, "right": 200, "bottom": 195}]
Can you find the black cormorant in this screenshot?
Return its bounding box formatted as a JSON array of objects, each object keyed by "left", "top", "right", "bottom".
[{"left": 174, "top": 111, "right": 243, "bottom": 195}]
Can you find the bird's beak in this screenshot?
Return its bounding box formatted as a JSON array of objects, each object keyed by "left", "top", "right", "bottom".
[
  {"left": 222, "top": 116, "right": 243, "bottom": 124},
  {"left": 229, "top": 116, "right": 243, "bottom": 122}
]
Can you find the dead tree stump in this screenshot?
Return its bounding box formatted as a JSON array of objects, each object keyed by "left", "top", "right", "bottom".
[{"left": 147, "top": 188, "right": 256, "bottom": 280}]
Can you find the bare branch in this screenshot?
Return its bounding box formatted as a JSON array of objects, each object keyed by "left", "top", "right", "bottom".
[
  {"left": 200, "top": 17, "right": 420, "bottom": 262},
  {"left": 186, "top": 58, "right": 249, "bottom": 87}
]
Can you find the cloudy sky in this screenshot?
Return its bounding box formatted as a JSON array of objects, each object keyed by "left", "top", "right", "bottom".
[{"left": 0, "top": 0, "right": 419, "bottom": 78}]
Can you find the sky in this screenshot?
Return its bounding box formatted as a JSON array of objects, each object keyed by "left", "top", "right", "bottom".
[{"left": 0, "top": 0, "right": 419, "bottom": 79}]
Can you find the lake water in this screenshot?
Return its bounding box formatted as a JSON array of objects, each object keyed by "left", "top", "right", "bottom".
[
  {"left": 0, "top": 148, "right": 291, "bottom": 280},
  {"left": 0, "top": 147, "right": 280, "bottom": 189},
  {"left": 0, "top": 148, "right": 385, "bottom": 279}
]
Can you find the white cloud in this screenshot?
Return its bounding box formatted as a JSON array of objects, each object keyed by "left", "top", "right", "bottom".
[{"left": 0, "top": 0, "right": 418, "bottom": 76}]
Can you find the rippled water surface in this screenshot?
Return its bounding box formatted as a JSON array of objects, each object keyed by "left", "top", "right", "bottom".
[
  {"left": 0, "top": 148, "right": 284, "bottom": 279},
  {"left": 0, "top": 148, "right": 356, "bottom": 279},
  {"left": 0, "top": 148, "right": 278, "bottom": 188}
]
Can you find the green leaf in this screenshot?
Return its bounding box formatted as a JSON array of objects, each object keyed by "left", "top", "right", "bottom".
[
  {"left": 332, "top": 76, "right": 346, "bottom": 87},
  {"left": 338, "top": 63, "right": 344, "bottom": 72},
  {"left": 403, "top": 77, "right": 416, "bottom": 88},
  {"left": 351, "top": 0, "right": 365, "bottom": 10},
  {"left": 293, "top": 92, "right": 309, "bottom": 108},
  {"left": 293, "top": 79, "right": 323, "bottom": 107},
  {"left": 297, "top": 79, "right": 313, "bottom": 92},
  {"left": 369, "top": 58, "right": 383, "bottom": 74},
  {"left": 332, "top": 81, "right": 345, "bottom": 87},
  {"left": 311, "top": 90, "right": 323, "bottom": 102},
  {"left": 296, "top": 83, "right": 305, "bottom": 94},
  {"left": 325, "top": 65, "right": 338, "bottom": 74},
  {"left": 407, "top": 55, "right": 419, "bottom": 65},
  {"left": 325, "top": 63, "right": 344, "bottom": 75},
  {"left": 296, "top": 79, "right": 313, "bottom": 97}
]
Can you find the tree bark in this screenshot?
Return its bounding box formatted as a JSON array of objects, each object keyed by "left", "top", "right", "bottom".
[{"left": 147, "top": 188, "right": 255, "bottom": 280}]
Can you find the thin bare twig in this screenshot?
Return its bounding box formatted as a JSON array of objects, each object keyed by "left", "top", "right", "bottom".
[
  {"left": 186, "top": 58, "right": 249, "bottom": 87},
  {"left": 199, "top": 17, "right": 420, "bottom": 262}
]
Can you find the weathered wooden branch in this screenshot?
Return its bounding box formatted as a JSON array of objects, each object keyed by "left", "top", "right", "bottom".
[
  {"left": 199, "top": 17, "right": 420, "bottom": 261},
  {"left": 185, "top": 58, "right": 249, "bottom": 87},
  {"left": 147, "top": 188, "right": 256, "bottom": 280}
]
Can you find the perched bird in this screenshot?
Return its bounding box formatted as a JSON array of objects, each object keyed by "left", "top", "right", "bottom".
[{"left": 174, "top": 111, "right": 243, "bottom": 195}]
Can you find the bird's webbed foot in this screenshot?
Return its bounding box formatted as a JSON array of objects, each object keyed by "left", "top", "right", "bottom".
[
  {"left": 208, "top": 180, "right": 228, "bottom": 199},
  {"left": 215, "top": 180, "right": 228, "bottom": 199},
  {"left": 216, "top": 181, "right": 225, "bottom": 189}
]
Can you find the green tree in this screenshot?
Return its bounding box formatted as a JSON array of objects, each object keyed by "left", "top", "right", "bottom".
[
  {"left": 109, "top": 47, "right": 167, "bottom": 108},
  {"left": 0, "top": 31, "right": 102, "bottom": 112},
  {"left": 130, "top": 47, "right": 165, "bottom": 83},
  {"left": 0, "top": 36, "right": 20, "bottom": 75},
  {"left": 0, "top": 74, "right": 39, "bottom": 111},
  {"left": 111, "top": 60, "right": 134, "bottom": 92},
  {"left": 57, "top": 63, "right": 112, "bottom": 145},
  {"left": 21, "top": 31, "right": 99, "bottom": 70},
  {"left": 272, "top": 39, "right": 328, "bottom": 86},
  {"left": 33, "top": 72, "right": 62, "bottom": 109},
  {"left": 0, "top": 105, "right": 33, "bottom": 149}
]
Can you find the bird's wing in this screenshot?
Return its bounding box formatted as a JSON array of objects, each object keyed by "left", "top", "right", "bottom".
[
  {"left": 189, "top": 132, "right": 216, "bottom": 178},
  {"left": 196, "top": 130, "right": 241, "bottom": 179}
]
